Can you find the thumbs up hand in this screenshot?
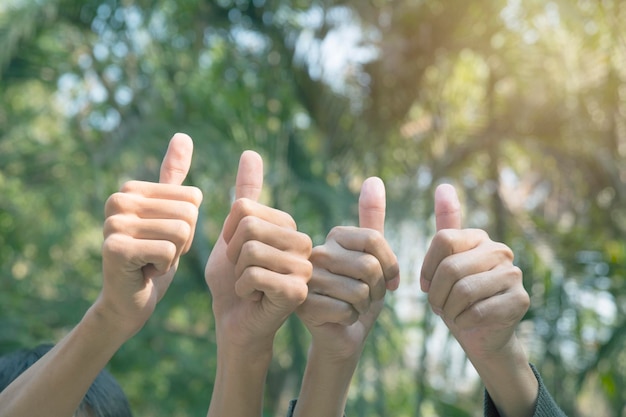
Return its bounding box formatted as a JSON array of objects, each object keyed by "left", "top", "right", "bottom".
[
  {"left": 420, "top": 184, "right": 529, "bottom": 361},
  {"left": 289, "top": 177, "right": 399, "bottom": 417},
  {"left": 297, "top": 177, "right": 400, "bottom": 360},
  {"left": 205, "top": 151, "right": 313, "bottom": 351},
  {"left": 99, "top": 133, "right": 203, "bottom": 338}
]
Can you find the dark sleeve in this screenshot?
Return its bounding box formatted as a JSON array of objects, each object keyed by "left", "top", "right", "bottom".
[
  {"left": 484, "top": 364, "right": 567, "bottom": 417},
  {"left": 286, "top": 399, "right": 297, "bottom": 417},
  {"left": 286, "top": 399, "right": 346, "bottom": 417}
]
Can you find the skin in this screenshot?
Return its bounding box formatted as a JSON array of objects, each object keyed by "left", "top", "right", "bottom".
[
  {"left": 205, "top": 150, "right": 313, "bottom": 417},
  {"left": 0, "top": 133, "right": 203, "bottom": 417},
  {"left": 420, "top": 184, "right": 538, "bottom": 417},
  {"left": 292, "top": 177, "right": 400, "bottom": 417}
]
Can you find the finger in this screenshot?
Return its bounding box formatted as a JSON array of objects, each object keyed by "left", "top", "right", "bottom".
[
  {"left": 222, "top": 198, "right": 298, "bottom": 244},
  {"left": 235, "top": 267, "right": 309, "bottom": 310},
  {"left": 452, "top": 284, "right": 529, "bottom": 330},
  {"left": 117, "top": 181, "right": 203, "bottom": 206},
  {"left": 103, "top": 234, "right": 177, "bottom": 276},
  {"left": 307, "top": 265, "right": 373, "bottom": 314},
  {"left": 226, "top": 216, "right": 312, "bottom": 263},
  {"left": 420, "top": 228, "right": 488, "bottom": 293},
  {"left": 311, "top": 241, "right": 386, "bottom": 302},
  {"left": 440, "top": 265, "right": 522, "bottom": 322},
  {"left": 427, "top": 240, "right": 515, "bottom": 313},
  {"left": 359, "top": 178, "right": 400, "bottom": 290},
  {"left": 159, "top": 133, "right": 194, "bottom": 185},
  {"left": 328, "top": 226, "right": 399, "bottom": 291},
  {"left": 105, "top": 193, "right": 199, "bottom": 223},
  {"left": 235, "top": 150, "right": 264, "bottom": 201},
  {"left": 297, "top": 293, "right": 359, "bottom": 327},
  {"left": 359, "top": 177, "right": 386, "bottom": 233},
  {"left": 104, "top": 216, "right": 193, "bottom": 257},
  {"left": 435, "top": 183, "right": 461, "bottom": 231},
  {"left": 233, "top": 241, "right": 312, "bottom": 279}
]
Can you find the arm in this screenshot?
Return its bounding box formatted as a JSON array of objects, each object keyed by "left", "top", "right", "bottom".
[
  {"left": 205, "top": 151, "right": 312, "bottom": 417},
  {"left": 0, "top": 133, "right": 202, "bottom": 417},
  {"left": 420, "top": 184, "right": 537, "bottom": 417},
  {"left": 484, "top": 364, "right": 567, "bottom": 417},
  {"left": 292, "top": 177, "right": 400, "bottom": 417}
]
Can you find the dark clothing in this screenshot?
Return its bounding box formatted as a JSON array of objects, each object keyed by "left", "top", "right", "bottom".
[{"left": 484, "top": 364, "right": 567, "bottom": 417}]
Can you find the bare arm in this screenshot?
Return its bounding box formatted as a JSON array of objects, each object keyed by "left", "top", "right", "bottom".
[
  {"left": 292, "top": 178, "right": 400, "bottom": 417},
  {"left": 205, "top": 151, "right": 312, "bottom": 417},
  {"left": 0, "top": 134, "right": 202, "bottom": 417},
  {"left": 421, "top": 184, "right": 537, "bottom": 417}
]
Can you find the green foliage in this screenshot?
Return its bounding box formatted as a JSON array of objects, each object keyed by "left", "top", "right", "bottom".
[{"left": 2, "top": 0, "right": 626, "bottom": 416}]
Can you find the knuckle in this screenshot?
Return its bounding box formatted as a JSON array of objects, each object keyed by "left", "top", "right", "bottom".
[
  {"left": 239, "top": 265, "right": 261, "bottom": 285},
  {"left": 104, "top": 192, "right": 128, "bottom": 215},
  {"left": 433, "top": 229, "right": 456, "bottom": 249},
  {"left": 453, "top": 278, "right": 475, "bottom": 301},
  {"left": 284, "top": 277, "right": 309, "bottom": 305},
  {"left": 187, "top": 186, "right": 203, "bottom": 206},
  {"left": 296, "top": 232, "right": 313, "bottom": 257},
  {"left": 512, "top": 286, "right": 531, "bottom": 314},
  {"left": 464, "top": 303, "right": 487, "bottom": 325},
  {"left": 427, "top": 292, "right": 439, "bottom": 311},
  {"left": 119, "top": 180, "right": 141, "bottom": 193},
  {"left": 338, "top": 305, "right": 359, "bottom": 326},
  {"left": 102, "top": 234, "right": 130, "bottom": 260},
  {"left": 310, "top": 245, "right": 332, "bottom": 265},
  {"left": 326, "top": 226, "right": 345, "bottom": 241},
  {"left": 239, "top": 215, "right": 261, "bottom": 239},
  {"left": 179, "top": 201, "right": 199, "bottom": 224},
  {"left": 493, "top": 242, "right": 514, "bottom": 261},
  {"left": 508, "top": 265, "right": 524, "bottom": 283},
  {"left": 103, "top": 215, "right": 126, "bottom": 237},
  {"left": 300, "top": 259, "right": 313, "bottom": 281},
  {"left": 162, "top": 241, "right": 178, "bottom": 262},
  {"left": 363, "top": 229, "right": 384, "bottom": 249},
  {"left": 439, "top": 257, "right": 462, "bottom": 280},
  {"left": 231, "top": 198, "right": 254, "bottom": 218},
  {"left": 355, "top": 281, "right": 371, "bottom": 303},
  {"left": 173, "top": 219, "right": 192, "bottom": 245},
  {"left": 240, "top": 240, "right": 263, "bottom": 260},
  {"left": 283, "top": 213, "right": 297, "bottom": 230},
  {"left": 360, "top": 253, "right": 382, "bottom": 277}
]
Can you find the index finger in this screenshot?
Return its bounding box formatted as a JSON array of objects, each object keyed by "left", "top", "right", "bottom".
[
  {"left": 420, "top": 228, "right": 488, "bottom": 292},
  {"left": 327, "top": 226, "right": 400, "bottom": 289}
]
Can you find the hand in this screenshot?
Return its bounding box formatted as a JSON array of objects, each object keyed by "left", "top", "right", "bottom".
[
  {"left": 97, "top": 133, "right": 203, "bottom": 336},
  {"left": 290, "top": 177, "right": 400, "bottom": 417},
  {"left": 420, "top": 184, "right": 529, "bottom": 361},
  {"left": 297, "top": 177, "right": 400, "bottom": 360},
  {"left": 205, "top": 150, "right": 313, "bottom": 352}
]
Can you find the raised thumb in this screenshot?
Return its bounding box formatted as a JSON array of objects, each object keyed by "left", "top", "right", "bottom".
[
  {"left": 234, "top": 150, "right": 263, "bottom": 202},
  {"left": 159, "top": 133, "right": 193, "bottom": 185},
  {"left": 359, "top": 177, "right": 386, "bottom": 233},
  {"left": 434, "top": 183, "right": 461, "bottom": 231}
]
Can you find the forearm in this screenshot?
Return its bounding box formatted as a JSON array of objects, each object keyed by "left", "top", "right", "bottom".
[
  {"left": 469, "top": 339, "right": 538, "bottom": 417},
  {"left": 207, "top": 338, "right": 273, "bottom": 417},
  {"left": 0, "top": 304, "right": 131, "bottom": 417},
  {"left": 292, "top": 343, "right": 361, "bottom": 417}
]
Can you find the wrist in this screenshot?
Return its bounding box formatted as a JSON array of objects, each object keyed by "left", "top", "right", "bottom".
[
  {"left": 469, "top": 337, "right": 538, "bottom": 417},
  {"left": 308, "top": 338, "right": 364, "bottom": 365},
  {"left": 90, "top": 295, "right": 146, "bottom": 341},
  {"left": 207, "top": 339, "right": 273, "bottom": 417},
  {"left": 292, "top": 345, "right": 360, "bottom": 417}
]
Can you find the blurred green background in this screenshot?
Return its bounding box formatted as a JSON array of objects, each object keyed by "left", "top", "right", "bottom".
[{"left": 1, "top": 0, "right": 625, "bottom": 416}]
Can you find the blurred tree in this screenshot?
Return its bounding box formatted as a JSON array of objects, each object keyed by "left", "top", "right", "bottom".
[{"left": 1, "top": 0, "right": 625, "bottom": 416}]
